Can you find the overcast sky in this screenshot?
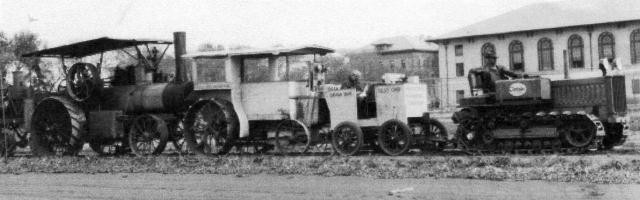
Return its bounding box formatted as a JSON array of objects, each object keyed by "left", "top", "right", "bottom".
[{"left": 0, "top": 0, "right": 563, "bottom": 51}]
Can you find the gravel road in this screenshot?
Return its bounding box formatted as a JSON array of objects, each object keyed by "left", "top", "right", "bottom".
[{"left": 1, "top": 173, "right": 639, "bottom": 200}]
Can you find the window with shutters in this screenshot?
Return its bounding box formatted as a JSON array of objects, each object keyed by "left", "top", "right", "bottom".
[
  {"left": 631, "top": 29, "right": 640, "bottom": 64},
  {"left": 456, "top": 63, "right": 464, "bottom": 77},
  {"left": 509, "top": 40, "right": 524, "bottom": 71},
  {"left": 568, "top": 34, "right": 584, "bottom": 68},
  {"left": 599, "top": 32, "right": 615, "bottom": 59},
  {"left": 455, "top": 44, "right": 463, "bottom": 56},
  {"left": 538, "top": 38, "right": 554, "bottom": 71}
]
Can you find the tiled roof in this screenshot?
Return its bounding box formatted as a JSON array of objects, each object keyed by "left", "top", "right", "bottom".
[
  {"left": 430, "top": 0, "right": 640, "bottom": 41},
  {"left": 371, "top": 36, "right": 438, "bottom": 52}
]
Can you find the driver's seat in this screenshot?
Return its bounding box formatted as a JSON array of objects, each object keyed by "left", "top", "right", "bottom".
[
  {"left": 468, "top": 70, "right": 496, "bottom": 96},
  {"left": 459, "top": 70, "right": 496, "bottom": 106}
]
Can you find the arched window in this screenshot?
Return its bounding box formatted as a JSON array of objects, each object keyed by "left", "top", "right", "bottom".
[
  {"left": 538, "top": 38, "right": 554, "bottom": 71},
  {"left": 631, "top": 29, "right": 640, "bottom": 64},
  {"left": 568, "top": 34, "right": 584, "bottom": 68},
  {"left": 481, "top": 43, "right": 495, "bottom": 66},
  {"left": 598, "top": 32, "right": 615, "bottom": 59},
  {"left": 509, "top": 40, "right": 524, "bottom": 71}
]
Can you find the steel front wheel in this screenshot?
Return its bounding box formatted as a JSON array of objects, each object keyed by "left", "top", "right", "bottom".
[
  {"left": 331, "top": 121, "right": 363, "bottom": 156},
  {"left": 128, "top": 114, "right": 169, "bottom": 156},
  {"left": 183, "top": 99, "right": 239, "bottom": 156},
  {"left": 378, "top": 119, "right": 412, "bottom": 156}
]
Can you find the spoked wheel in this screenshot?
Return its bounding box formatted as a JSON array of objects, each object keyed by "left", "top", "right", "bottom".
[
  {"left": 275, "top": 119, "right": 311, "bottom": 155},
  {"left": 183, "top": 99, "right": 239, "bottom": 156},
  {"left": 0, "top": 128, "right": 17, "bottom": 157},
  {"left": 90, "top": 141, "right": 130, "bottom": 156},
  {"left": 30, "top": 97, "right": 86, "bottom": 156},
  {"left": 560, "top": 117, "right": 596, "bottom": 148},
  {"left": 128, "top": 114, "right": 169, "bottom": 156},
  {"left": 331, "top": 121, "right": 363, "bottom": 156},
  {"left": 410, "top": 118, "right": 448, "bottom": 151},
  {"left": 378, "top": 119, "right": 412, "bottom": 156},
  {"left": 66, "top": 62, "right": 101, "bottom": 102}
]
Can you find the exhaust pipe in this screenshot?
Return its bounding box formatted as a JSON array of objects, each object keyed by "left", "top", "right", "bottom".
[{"left": 173, "top": 31, "right": 186, "bottom": 82}]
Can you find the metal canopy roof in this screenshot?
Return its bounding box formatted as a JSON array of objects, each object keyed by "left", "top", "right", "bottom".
[
  {"left": 22, "top": 37, "right": 172, "bottom": 58},
  {"left": 183, "top": 45, "right": 334, "bottom": 59}
]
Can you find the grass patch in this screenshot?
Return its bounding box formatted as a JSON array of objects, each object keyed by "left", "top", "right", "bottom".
[{"left": 2, "top": 154, "right": 640, "bottom": 184}]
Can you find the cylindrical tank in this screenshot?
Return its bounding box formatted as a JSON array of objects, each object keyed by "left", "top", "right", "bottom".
[{"left": 100, "top": 82, "right": 193, "bottom": 113}]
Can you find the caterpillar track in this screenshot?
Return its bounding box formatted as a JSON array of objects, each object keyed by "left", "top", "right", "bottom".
[{"left": 454, "top": 109, "right": 605, "bottom": 155}]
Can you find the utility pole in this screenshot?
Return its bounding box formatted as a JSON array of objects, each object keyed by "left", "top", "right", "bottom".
[{"left": 2, "top": 66, "right": 7, "bottom": 163}]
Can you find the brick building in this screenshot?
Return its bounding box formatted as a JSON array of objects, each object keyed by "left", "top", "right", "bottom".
[
  {"left": 347, "top": 36, "right": 441, "bottom": 107},
  {"left": 429, "top": 0, "right": 640, "bottom": 108}
]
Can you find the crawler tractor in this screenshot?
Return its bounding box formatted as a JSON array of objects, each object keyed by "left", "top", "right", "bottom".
[{"left": 453, "top": 71, "right": 630, "bottom": 153}]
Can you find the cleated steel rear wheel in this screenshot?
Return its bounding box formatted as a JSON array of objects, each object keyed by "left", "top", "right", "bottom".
[
  {"left": 30, "top": 97, "right": 85, "bottom": 156},
  {"left": 183, "top": 99, "right": 239, "bottom": 156}
]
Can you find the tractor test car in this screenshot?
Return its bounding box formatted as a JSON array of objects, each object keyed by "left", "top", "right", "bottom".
[{"left": 181, "top": 45, "right": 447, "bottom": 156}]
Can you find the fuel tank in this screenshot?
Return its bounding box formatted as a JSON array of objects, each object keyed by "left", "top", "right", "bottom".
[{"left": 100, "top": 82, "right": 194, "bottom": 113}]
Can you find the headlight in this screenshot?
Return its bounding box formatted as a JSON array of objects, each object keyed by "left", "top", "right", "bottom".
[{"left": 466, "top": 132, "right": 475, "bottom": 140}]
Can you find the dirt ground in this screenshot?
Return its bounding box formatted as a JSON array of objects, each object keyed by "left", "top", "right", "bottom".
[{"left": 0, "top": 173, "right": 639, "bottom": 200}]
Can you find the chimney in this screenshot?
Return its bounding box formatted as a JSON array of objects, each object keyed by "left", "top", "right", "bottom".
[{"left": 173, "top": 32, "right": 187, "bottom": 82}]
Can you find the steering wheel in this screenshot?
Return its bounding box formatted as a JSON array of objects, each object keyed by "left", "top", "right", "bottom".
[{"left": 66, "top": 62, "right": 101, "bottom": 102}]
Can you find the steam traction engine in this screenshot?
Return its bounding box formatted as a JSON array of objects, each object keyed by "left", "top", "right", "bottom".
[
  {"left": 453, "top": 72, "right": 630, "bottom": 153},
  {"left": 22, "top": 34, "right": 192, "bottom": 156}
]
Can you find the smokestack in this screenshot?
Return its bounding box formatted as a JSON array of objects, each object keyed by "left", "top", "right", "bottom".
[{"left": 173, "top": 32, "right": 187, "bottom": 82}]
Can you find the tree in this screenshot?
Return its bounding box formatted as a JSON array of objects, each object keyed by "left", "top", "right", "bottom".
[
  {"left": 0, "top": 31, "right": 13, "bottom": 69},
  {"left": 11, "top": 31, "right": 41, "bottom": 70}
]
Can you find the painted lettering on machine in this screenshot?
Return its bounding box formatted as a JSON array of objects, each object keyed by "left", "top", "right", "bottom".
[
  {"left": 328, "top": 90, "right": 353, "bottom": 97},
  {"left": 376, "top": 86, "right": 402, "bottom": 94},
  {"left": 509, "top": 82, "right": 527, "bottom": 97}
]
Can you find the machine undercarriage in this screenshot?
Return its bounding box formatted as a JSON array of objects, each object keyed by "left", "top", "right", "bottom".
[{"left": 454, "top": 104, "right": 606, "bottom": 154}]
